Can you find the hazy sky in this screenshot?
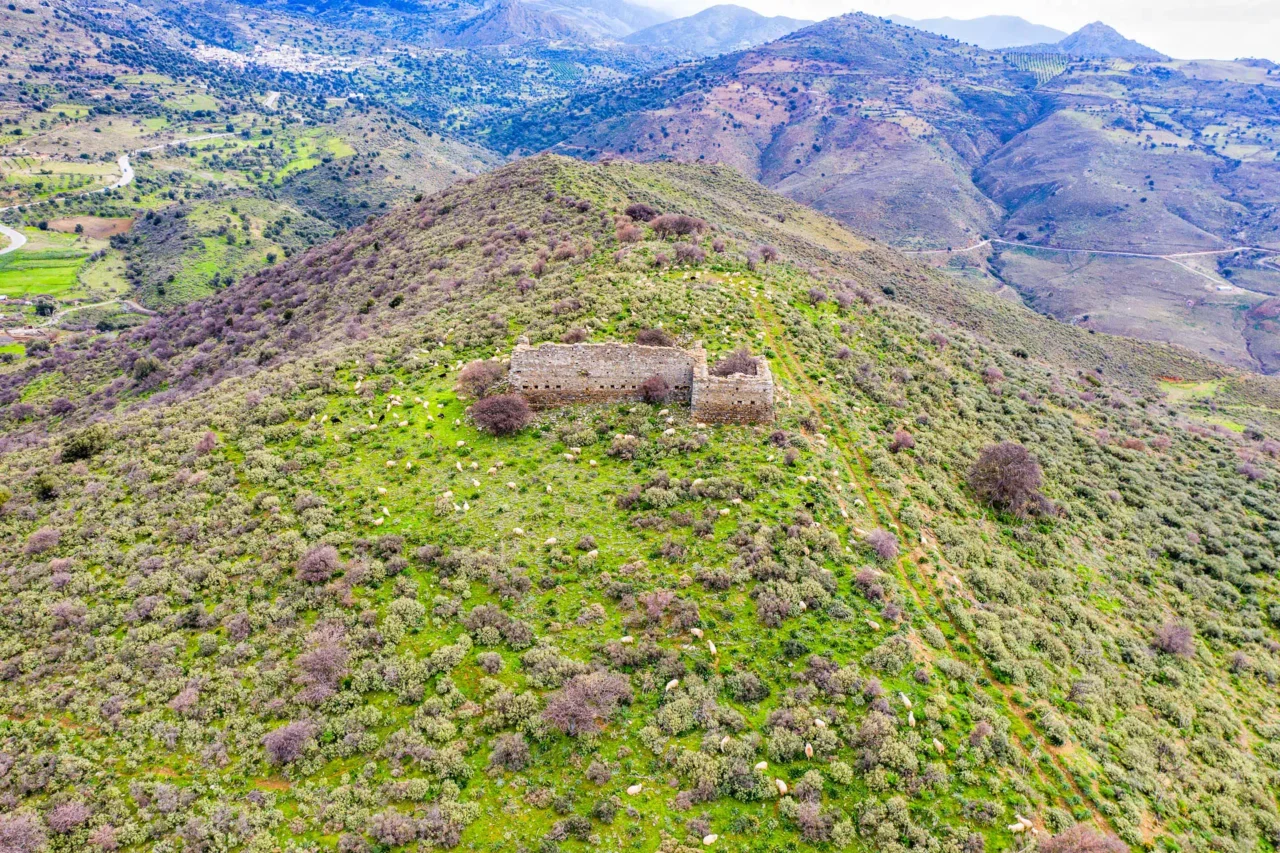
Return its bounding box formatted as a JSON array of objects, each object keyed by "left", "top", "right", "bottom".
[{"left": 633, "top": 0, "right": 1280, "bottom": 62}]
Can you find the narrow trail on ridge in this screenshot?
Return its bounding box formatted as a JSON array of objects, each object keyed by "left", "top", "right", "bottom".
[{"left": 745, "top": 282, "right": 1114, "bottom": 833}]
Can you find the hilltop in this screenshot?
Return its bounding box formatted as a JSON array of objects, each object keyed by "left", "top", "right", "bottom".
[
  {"left": 1019, "top": 22, "right": 1169, "bottom": 60},
  {"left": 888, "top": 15, "right": 1068, "bottom": 50},
  {"left": 0, "top": 156, "right": 1279, "bottom": 852},
  {"left": 625, "top": 6, "right": 813, "bottom": 59}
]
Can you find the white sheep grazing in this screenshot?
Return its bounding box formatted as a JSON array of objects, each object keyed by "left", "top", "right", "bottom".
[
  {"left": 544, "top": 537, "right": 557, "bottom": 546},
  {"left": 373, "top": 517, "right": 384, "bottom": 526},
  {"left": 775, "top": 779, "right": 788, "bottom": 796},
  {"left": 754, "top": 761, "right": 768, "bottom": 771},
  {"left": 455, "top": 462, "right": 463, "bottom": 472},
  {"left": 470, "top": 461, "right": 479, "bottom": 470},
  {"left": 665, "top": 678, "right": 680, "bottom": 692},
  {"left": 900, "top": 692, "right": 912, "bottom": 709},
  {"left": 719, "top": 735, "right": 731, "bottom": 749},
  {"left": 933, "top": 738, "right": 945, "bottom": 754},
  {"left": 663, "top": 428, "right": 676, "bottom": 436},
  {"left": 703, "top": 835, "right": 718, "bottom": 846},
  {"left": 620, "top": 635, "right": 634, "bottom": 644},
  {"left": 707, "top": 641, "right": 717, "bottom": 656},
  {"left": 908, "top": 711, "right": 916, "bottom": 728},
  {"left": 804, "top": 742, "right": 814, "bottom": 759},
  {"left": 404, "top": 461, "right": 413, "bottom": 470},
  {"left": 377, "top": 487, "right": 388, "bottom": 495},
  {"left": 385, "top": 460, "right": 395, "bottom": 468},
  {"left": 1008, "top": 824, "right": 1026, "bottom": 834},
  {"left": 487, "top": 467, "right": 497, "bottom": 475},
  {"left": 456, "top": 440, "right": 466, "bottom": 447},
  {"left": 690, "top": 628, "right": 704, "bottom": 639},
  {"left": 472, "top": 479, "right": 481, "bottom": 487},
  {"left": 506, "top": 482, "right": 517, "bottom": 490},
  {"left": 382, "top": 507, "right": 391, "bottom": 516},
  {"left": 513, "top": 528, "right": 524, "bottom": 536},
  {"left": 626, "top": 784, "right": 642, "bottom": 796}
]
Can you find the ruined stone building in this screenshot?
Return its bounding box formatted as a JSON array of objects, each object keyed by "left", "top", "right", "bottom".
[{"left": 508, "top": 339, "right": 774, "bottom": 424}]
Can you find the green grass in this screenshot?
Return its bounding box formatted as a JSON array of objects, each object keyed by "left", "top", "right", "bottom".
[{"left": 0, "top": 249, "right": 87, "bottom": 298}]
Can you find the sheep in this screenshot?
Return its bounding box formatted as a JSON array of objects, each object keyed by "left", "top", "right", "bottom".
[
  {"left": 804, "top": 742, "right": 814, "bottom": 759},
  {"left": 626, "top": 784, "right": 643, "bottom": 796},
  {"left": 703, "top": 835, "right": 718, "bottom": 845},
  {"left": 775, "top": 779, "right": 788, "bottom": 795},
  {"left": 754, "top": 761, "right": 768, "bottom": 771},
  {"left": 665, "top": 678, "right": 680, "bottom": 691}
]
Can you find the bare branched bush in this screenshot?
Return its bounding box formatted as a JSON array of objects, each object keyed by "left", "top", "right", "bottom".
[
  {"left": 456, "top": 360, "right": 507, "bottom": 398},
  {"left": 1151, "top": 622, "right": 1194, "bottom": 657},
  {"left": 635, "top": 328, "right": 675, "bottom": 347},
  {"left": 866, "top": 529, "right": 899, "bottom": 562},
  {"left": 640, "top": 375, "right": 670, "bottom": 404},
  {"left": 968, "top": 441, "right": 1046, "bottom": 517},
  {"left": 1039, "top": 824, "right": 1128, "bottom": 853},
  {"left": 470, "top": 394, "right": 533, "bottom": 435},
  {"left": 709, "top": 348, "right": 757, "bottom": 377},
  {"left": 297, "top": 544, "right": 340, "bottom": 583}
]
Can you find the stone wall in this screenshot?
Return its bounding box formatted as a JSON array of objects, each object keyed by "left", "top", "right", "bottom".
[
  {"left": 509, "top": 342, "right": 700, "bottom": 407},
  {"left": 691, "top": 361, "right": 775, "bottom": 424},
  {"left": 508, "top": 339, "right": 773, "bottom": 423}
]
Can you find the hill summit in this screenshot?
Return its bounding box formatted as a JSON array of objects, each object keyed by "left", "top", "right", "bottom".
[
  {"left": 0, "top": 156, "right": 1278, "bottom": 852},
  {"left": 1021, "top": 21, "right": 1169, "bottom": 60}
]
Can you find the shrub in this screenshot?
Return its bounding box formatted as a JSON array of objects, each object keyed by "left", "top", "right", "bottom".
[
  {"left": 544, "top": 671, "right": 633, "bottom": 735},
  {"left": 263, "top": 720, "right": 317, "bottom": 764},
  {"left": 489, "top": 733, "right": 531, "bottom": 771},
  {"left": 47, "top": 801, "right": 91, "bottom": 833},
  {"left": 968, "top": 441, "right": 1046, "bottom": 517},
  {"left": 650, "top": 214, "right": 708, "bottom": 239},
  {"left": 195, "top": 431, "right": 218, "bottom": 454},
  {"left": 60, "top": 425, "right": 110, "bottom": 462},
  {"left": 0, "top": 811, "right": 46, "bottom": 853},
  {"left": 624, "top": 203, "right": 657, "bottom": 221},
  {"left": 297, "top": 544, "right": 340, "bottom": 583},
  {"left": 1151, "top": 621, "right": 1194, "bottom": 657},
  {"left": 675, "top": 243, "right": 705, "bottom": 264},
  {"left": 640, "top": 374, "right": 670, "bottom": 404},
  {"left": 616, "top": 224, "right": 642, "bottom": 243},
  {"left": 470, "top": 394, "right": 533, "bottom": 435},
  {"left": 456, "top": 359, "right": 507, "bottom": 398},
  {"left": 889, "top": 429, "right": 915, "bottom": 452},
  {"left": 866, "top": 529, "right": 899, "bottom": 561},
  {"left": 23, "top": 525, "right": 61, "bottom": 555},
  {"left": 635, "top": 328, "right": 675, "bottom": 347},
  {"left": 709, "top": 348, "right": 758, "bottom": 377},
  {"left": 1039, "top": 824, "right": 1128, "bottom": 853},
  {"left": 561, "top": 327, "right": 589, "bottom": 343}
]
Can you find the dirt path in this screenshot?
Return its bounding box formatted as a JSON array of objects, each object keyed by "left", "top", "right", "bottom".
[{"left": 748, "top": 285, "right": 1114, "bottom": 832}]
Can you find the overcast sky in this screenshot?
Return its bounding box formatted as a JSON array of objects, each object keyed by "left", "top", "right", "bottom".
[{"left": 632, "top": 0, "right": 1279, "bottom": 62}]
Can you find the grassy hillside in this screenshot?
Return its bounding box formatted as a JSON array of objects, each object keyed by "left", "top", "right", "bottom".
[{"left": 0, "top": 157, "right": 1278, "bottom": 853}]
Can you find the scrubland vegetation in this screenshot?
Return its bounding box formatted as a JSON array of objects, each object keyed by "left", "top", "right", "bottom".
[{"left": 0, "top": 156, "right": 1278, "bottom": 853}]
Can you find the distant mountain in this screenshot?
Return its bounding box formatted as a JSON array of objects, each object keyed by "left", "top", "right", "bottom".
[
  {"left": 526, "top": 0, "right": 670, "bottom": 39},
  {"left": 888, "top": 14, "right": 1066, "bottom": 49},
  {"left": 1021, "top": 21, "right": 1168, "bottom": 60},
  {"left": 449, "top": 0, "right": 586, "bottom": 46},
  {"left": 624, "top": 4, "right": 811, "bottom": 57}
]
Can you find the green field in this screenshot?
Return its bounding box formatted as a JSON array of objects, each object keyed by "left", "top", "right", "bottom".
[{"left": 0, "top": 249, "right": 87, "bottom": 298}]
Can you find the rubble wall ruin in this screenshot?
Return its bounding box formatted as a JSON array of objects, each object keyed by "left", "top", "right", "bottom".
[{"left": 509, "top": 340, "right": 773, "bottom": 423}]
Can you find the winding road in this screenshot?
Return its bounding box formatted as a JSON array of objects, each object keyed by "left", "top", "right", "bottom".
[{"left": 0, "top": 133, "right": 232, "bottom": 334}]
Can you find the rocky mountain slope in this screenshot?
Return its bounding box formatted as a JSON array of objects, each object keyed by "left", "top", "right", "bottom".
[
  {"left": 888, "top": 15, "right": 1067, "bottom": 50},
  {"left": 479, "top": 13, "right": 1280, "bottom": 373},
  {"left": 1019, "top": 22, "right": 1168, "bottom": 60},
  {"left": 1, "top": 156, "right": 1279, "bottom": 853},
  {"left": 625, "top": 5, "right": 813, "bottom": 59}
]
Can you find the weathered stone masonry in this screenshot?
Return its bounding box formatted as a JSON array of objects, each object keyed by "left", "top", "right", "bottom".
[{"left": 509, "top": 340, "right": 774, "bottom": 423}]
